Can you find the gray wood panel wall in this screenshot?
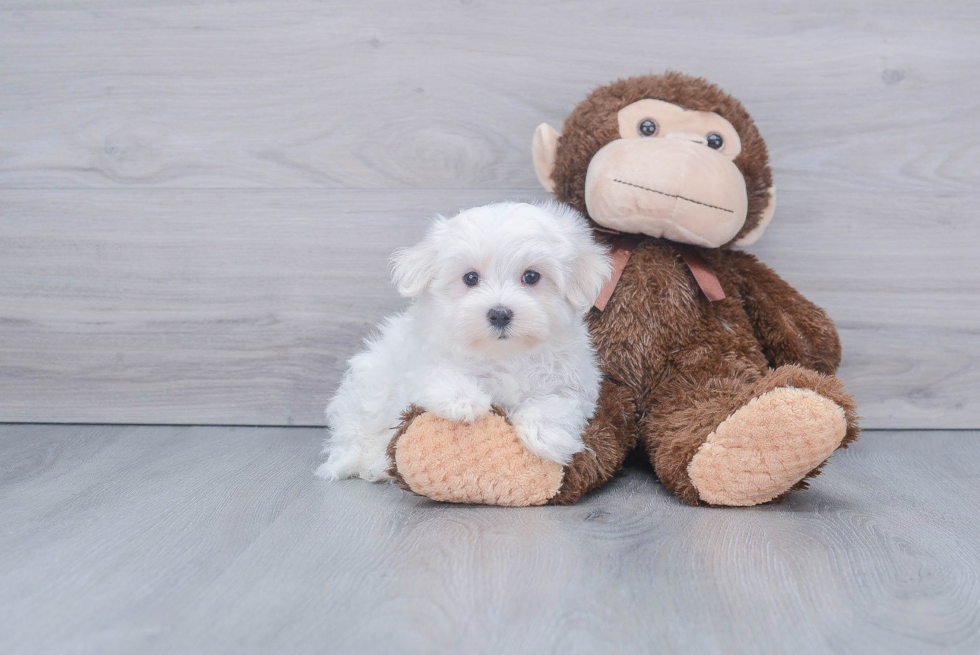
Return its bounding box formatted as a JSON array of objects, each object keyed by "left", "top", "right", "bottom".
[{"left": 1, "top": 0, "right": 977, "bottom": 427}]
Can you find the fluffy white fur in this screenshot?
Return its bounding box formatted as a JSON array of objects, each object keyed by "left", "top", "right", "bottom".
[{"left": 316, "top": 201, "right": 611, "bottom": 483}]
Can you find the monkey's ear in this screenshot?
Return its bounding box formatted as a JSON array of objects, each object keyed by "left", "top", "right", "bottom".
[
  {"left": 734, "top": 185, "right": 777, "bottom": 247},
  {"left": 532, "top": 123, "right": 560, "bottom": 193},
  {"left": 389, "top": 225, "right": 442, "bottom": 298}
]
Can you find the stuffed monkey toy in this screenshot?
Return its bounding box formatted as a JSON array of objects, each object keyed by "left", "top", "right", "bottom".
[{"left": 386, "top": 72, "right": 860, "bottom": 507}]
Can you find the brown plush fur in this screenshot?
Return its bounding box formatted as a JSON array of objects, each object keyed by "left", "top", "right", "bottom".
[
  {"left": 540, "top": 238, "right": 859, "bottom": 506},
  {"left": 388, "top": 73, "right": 859, "bottom": 507},
  {"left": 386, "top": 405, "right": 428, "bottom": 490},
  {"left": 543, "top": 73, "right": 860, "bottom": 505}
]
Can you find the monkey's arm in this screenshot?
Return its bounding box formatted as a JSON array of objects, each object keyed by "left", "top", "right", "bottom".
[{"left": 728, "top": 250, "right": 841, "bottom": 375}]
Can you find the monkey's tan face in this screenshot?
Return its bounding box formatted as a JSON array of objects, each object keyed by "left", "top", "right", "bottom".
[
  {"left": 533, "top": 98, "right": 773, "bottom": 248},
  {"left": 584, "top": 99, "right": 747, "bottom": 247}
]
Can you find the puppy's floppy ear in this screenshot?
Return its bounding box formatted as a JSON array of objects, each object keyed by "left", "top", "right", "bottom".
[
  {"left": 565, "top": 240, "right": 612, "bottom": 312},
  {"left": 390, "top": 223, "right": 442, "bottom": 298},
  {"left": 552, "top": 207, "right": 612, "bottom": 312},
  {"left": 539, "top": 202, "right": 611, "bottom": 312}
]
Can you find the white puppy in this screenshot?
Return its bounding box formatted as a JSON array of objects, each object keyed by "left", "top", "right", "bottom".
[{"left": 316, "top": 201, "right": 611, "bottom": 482}]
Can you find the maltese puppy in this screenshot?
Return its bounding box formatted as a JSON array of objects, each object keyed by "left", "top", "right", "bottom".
[{"left": 316, "top": 201, "right": 611, "bottom": 482}]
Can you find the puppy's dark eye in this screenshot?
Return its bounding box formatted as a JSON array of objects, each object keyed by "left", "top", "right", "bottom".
[
  {"left": 522, "top": 270, "right": 541, "bottom": 285},
  {"left": 463, "top": 271, "right": 479, "bottom": 287},
  {"left": 638, "top": 119, "right": 658, "bottom": 137},
  {"left": 706, "top": 133, "right": 724, "bottom": 150}
]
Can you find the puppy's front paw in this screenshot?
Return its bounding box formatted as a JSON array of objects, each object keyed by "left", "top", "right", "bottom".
[
  {"left": 429, "top": 392, "right": 493, "bottom": 424},
  {"left": 417, "top": 372, "right": 493, "bottom": 424},
  {"left": 514, "top": 420, "right": 585, "bottom": 466}
]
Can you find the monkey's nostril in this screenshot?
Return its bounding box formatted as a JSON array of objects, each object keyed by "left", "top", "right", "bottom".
[{"left": 486, "top": 306, "right": 513, "bottom": 329}]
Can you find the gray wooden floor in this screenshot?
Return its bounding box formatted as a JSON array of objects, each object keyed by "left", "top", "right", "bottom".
[{"left": 2, "top": 424, "right": 978, "bottom": 655}]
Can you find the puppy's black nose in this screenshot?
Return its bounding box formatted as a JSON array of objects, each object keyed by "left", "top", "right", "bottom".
[{"left": 486, "top": 306, "right": 513, "bottom": 329}]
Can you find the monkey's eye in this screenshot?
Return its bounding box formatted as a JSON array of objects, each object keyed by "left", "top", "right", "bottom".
[
  {"left": 638, "top": 119, "right": 658, "bottom": 137},
  {"left": 463, "top": 272, "right": 480, "bottom": 287},
  {"left": 706, "top": 133, "right": 724, "bottom": 150},
  {"left": 522, "top": 270, "right": 541, "bottom": 285}
]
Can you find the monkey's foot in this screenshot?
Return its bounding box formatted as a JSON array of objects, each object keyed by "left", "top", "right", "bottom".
[
  {"left": 387, "top": 407, "right": 564, "bottom": 507},
  {"left": 687, "top": 387, "right": 848, "bottom": 506}
]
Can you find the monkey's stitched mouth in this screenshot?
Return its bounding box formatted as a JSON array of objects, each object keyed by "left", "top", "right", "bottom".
[{"left": 613, "top": 179, "right": 734, "bottom": 214}]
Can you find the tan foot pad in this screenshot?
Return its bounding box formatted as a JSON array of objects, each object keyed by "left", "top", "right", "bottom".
[
  {"left": 394, "top": 412, "right": 564, "bottom": 507},
  {"left": 688, "top": 387, "right": 847, "bottom": 506}
]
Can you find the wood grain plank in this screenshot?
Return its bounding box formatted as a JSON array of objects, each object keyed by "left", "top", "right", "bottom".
[
  {"left": 1, "top": 425, "right": 979, "bottom": 654},
  {"left": 0, "top": 188, "right": 508, "bottom": 425},
  {"left": 1, "top": 0, "right": 977, "bottom": 427},
  {"left": 1, "top": 187, "right": 977, "bottom": 428},
  {"left": 0, "top": 0, "right": 976, "bottom": 194}
]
